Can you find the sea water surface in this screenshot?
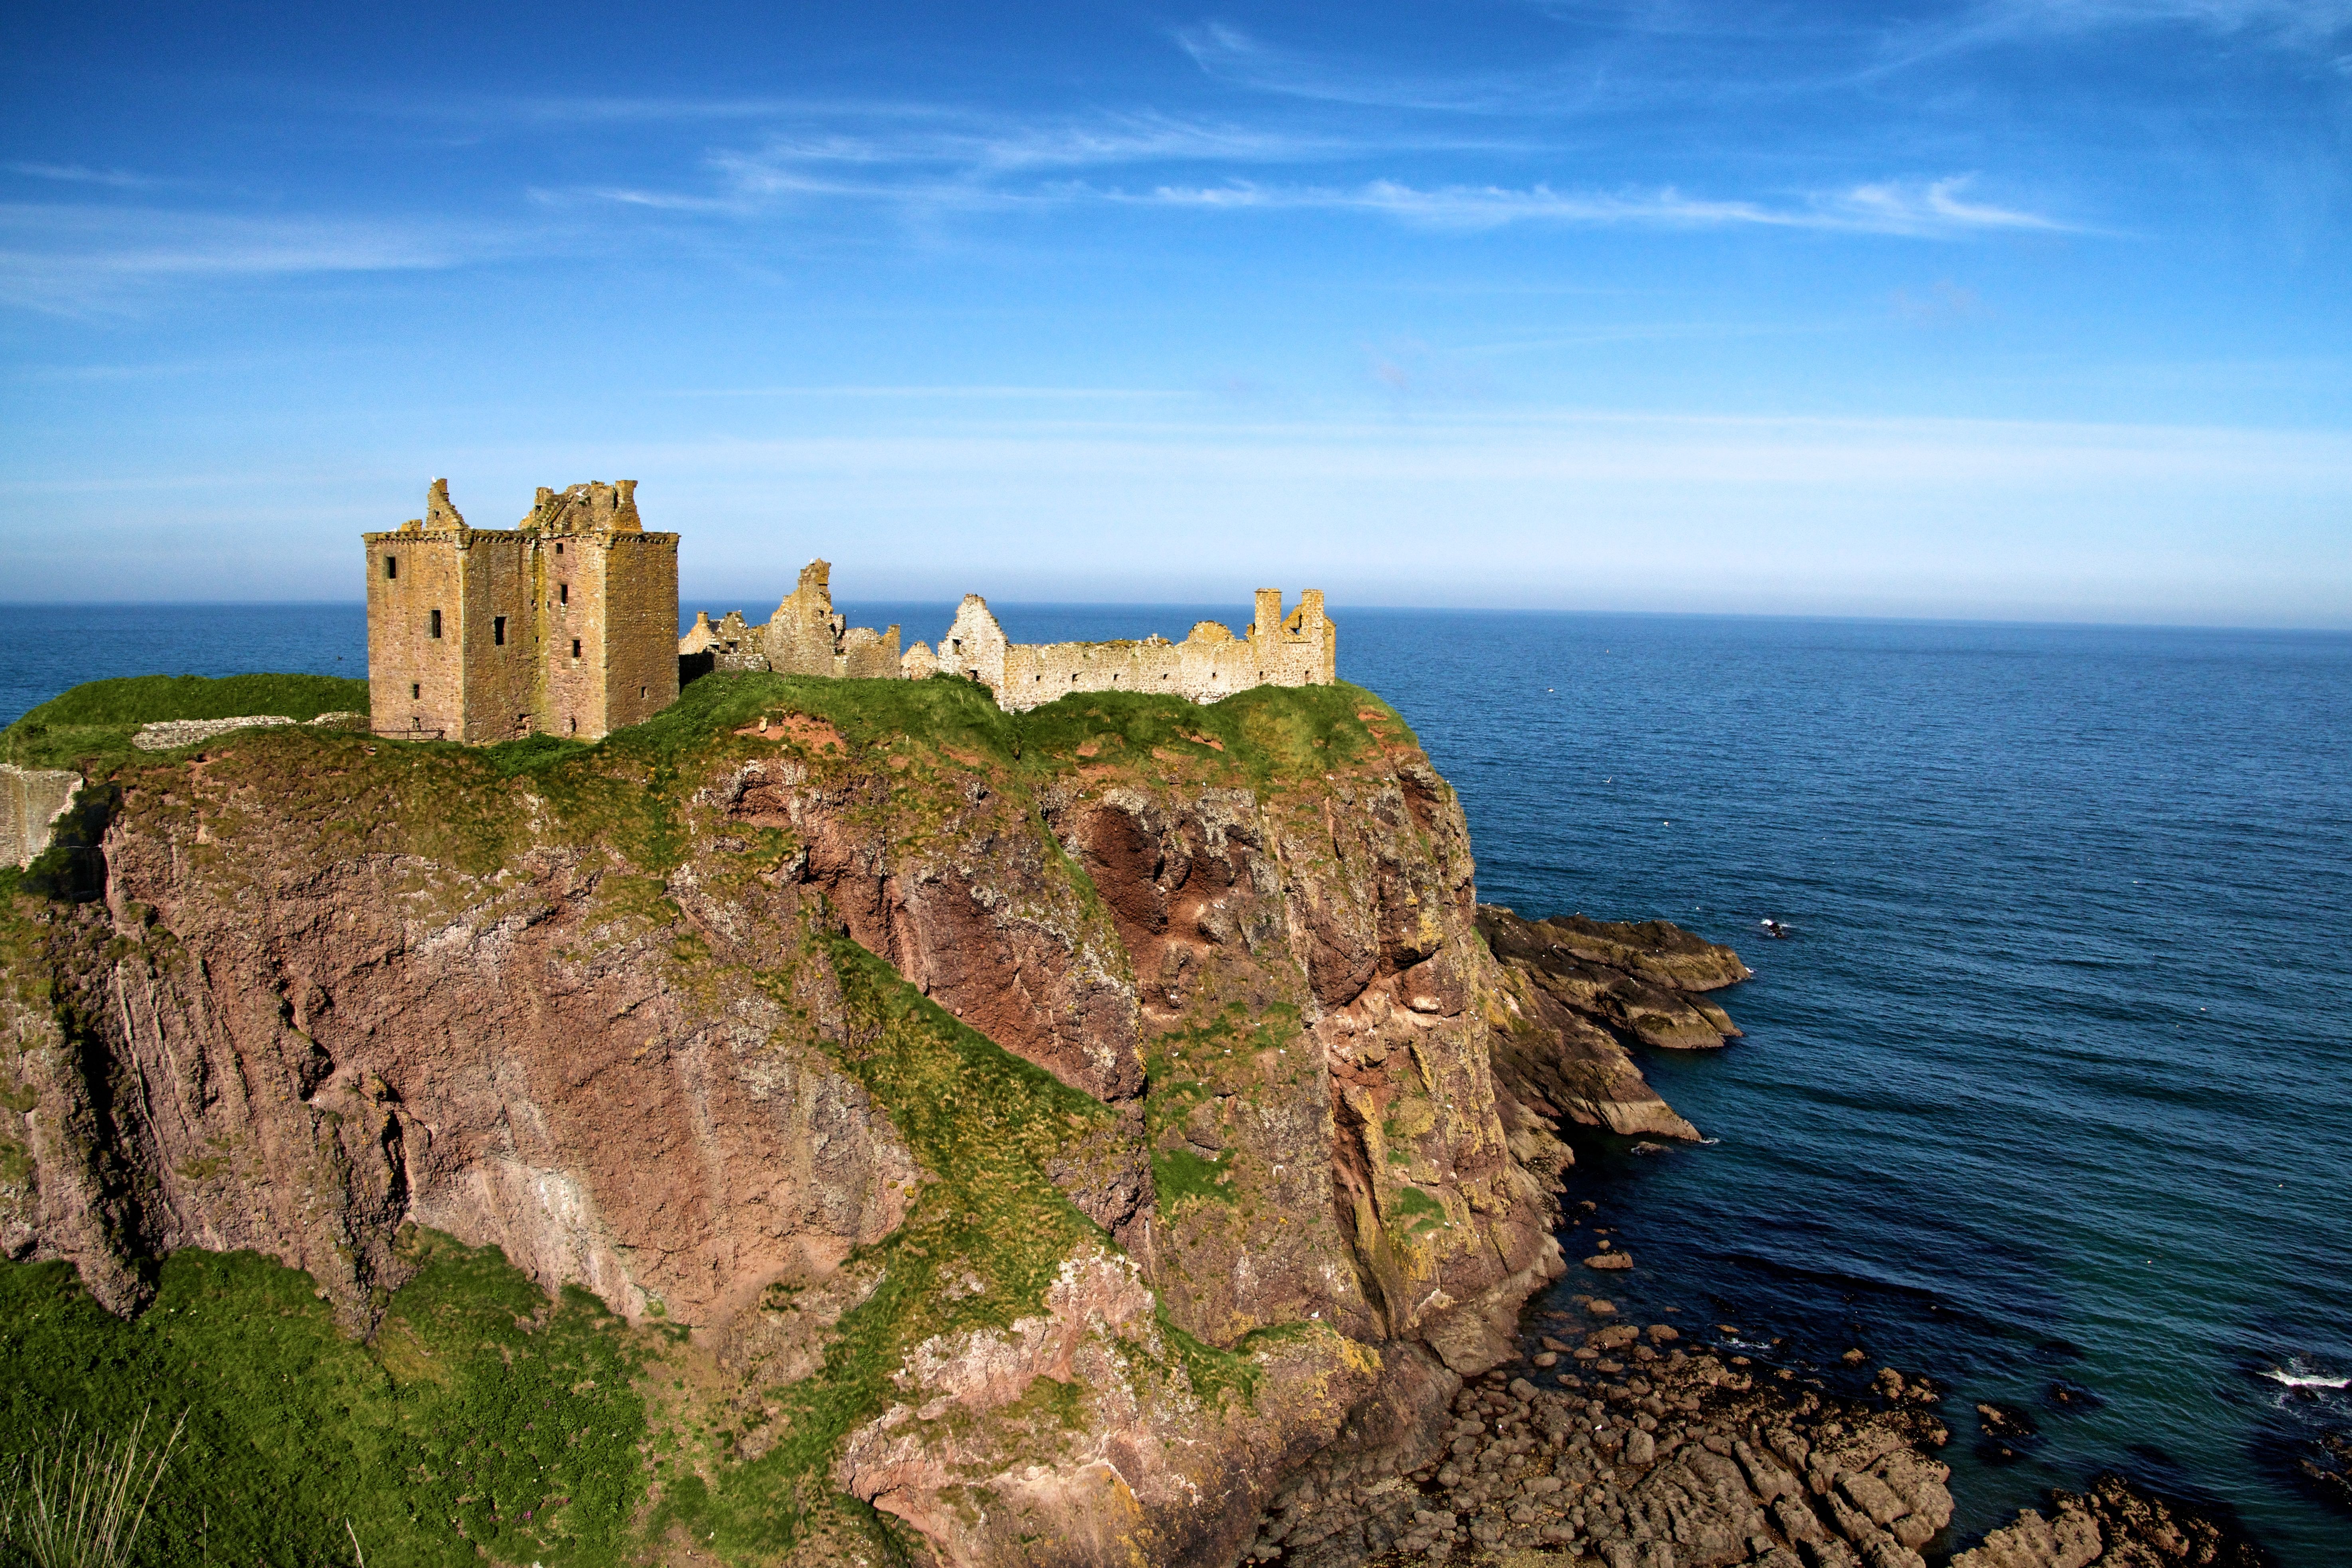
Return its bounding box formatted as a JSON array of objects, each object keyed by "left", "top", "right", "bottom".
[{"left": 3, "top": 603, "right": 2346, "bottom": 1562}]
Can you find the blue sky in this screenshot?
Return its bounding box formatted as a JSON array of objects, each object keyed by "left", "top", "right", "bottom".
[{"left": 3, "top": 1, "right": 2348, "bottom": 625}]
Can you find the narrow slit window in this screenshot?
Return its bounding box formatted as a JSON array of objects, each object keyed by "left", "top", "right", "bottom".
[
  {"left": 571, "top": 638, "right": 581, "bottom": 659},
  {"left": 493, "top": 616, "right": 507, "bottom": 646},
  {"left": 568, "top": 717, "right": 577, "bottom": 734},
  {"left": 640, "top": 685, "right": 648, "bottom": 699},
  {"left": 385, "top": 555, "right": 398, "bottom": 579},
  {"left": 411, "top": 682, "right": 420, "bottom": 700},
  {"left": 558, "top": 583, "right": 568, "bottom": 605},
  {"left": 429, "top": 609, "right": 442, "bottom": 638}
]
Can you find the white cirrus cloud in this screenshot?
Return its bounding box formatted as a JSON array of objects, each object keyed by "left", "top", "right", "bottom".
[
  {"left": 0, "top": 204, "right": 524, "bottom": 314},
  {"left": 1128, "top": 174, "right": 2077, "bottom": 236}
]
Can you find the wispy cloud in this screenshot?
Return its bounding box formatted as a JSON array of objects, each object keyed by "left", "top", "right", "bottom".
[
  {"left": 1129, "top": 174, "right": 2075, "bottom": 236},
  {"left": 6, "top": 161, "right": 168, "bottom": 191},
  {"left": 654, "top": 385, "right": 1195, "bottom": 399},
  {"left": 1863, "top": 0, "right": 2352, "bottom": 77},
  {"left": 0, "top": 205, "right": 517, "bottom": 314},
  {"left": 536, "top": 97, "right": 2077, "bottom": 240},
  {"left": 1176, "top": 22, "right": 1554, "bottom": 113},
  {"left": 1181, "top": 7, "right": 2352, "bottom": 117}
]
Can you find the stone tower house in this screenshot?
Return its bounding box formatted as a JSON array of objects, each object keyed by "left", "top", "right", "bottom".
[{"left": 365, "top": 479, "right": 679, "bottom": 742}]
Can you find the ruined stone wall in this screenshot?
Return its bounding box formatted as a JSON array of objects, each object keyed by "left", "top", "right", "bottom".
[
  {"left": 956, "top": 591, "right": 1337, "bottom": 713},
  {"left": 687, "top": 559, "right": 899, "bottom": 681},
  {"left": 940, "top": 595, "right": 1009, "bottom": 688},
  {"left": 681, "top": 611, "right": 769, "bottom": 674},
  {"left": 764, "top": 560, "right": 840, "bottom": 677},
  {"left": 1, "top": 763, "right": 81, "bottom": 869},
  {"left": 598, "top": 531, "right": 680, "bottom": 732},
  {"left": 837, "top": 624, "right": 901, "bottom": 680}
]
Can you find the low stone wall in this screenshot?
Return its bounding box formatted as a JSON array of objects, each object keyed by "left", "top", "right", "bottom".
[
  {"left": 130, "top": 712, "right": 364, "bottom": 752},
  {"left": 2, "top": 763, "right": 82, "bottom": 870}
]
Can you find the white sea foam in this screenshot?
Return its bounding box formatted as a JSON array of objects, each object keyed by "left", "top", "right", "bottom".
[{"left": 2261, "top": 1369, "right": 2349, "bottom": 1389}]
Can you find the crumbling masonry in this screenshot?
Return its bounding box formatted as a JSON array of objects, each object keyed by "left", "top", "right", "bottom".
[
  {"left": 367, "top": 479, "right": 1334, "bottom": 744},
  {"left": 688, "top": 576, "right": 1335, "bottom": 713}
]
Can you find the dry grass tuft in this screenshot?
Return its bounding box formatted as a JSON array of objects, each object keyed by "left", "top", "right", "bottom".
[{"left": 1, "top": 1408, "right": 183, "bottom": 1568}]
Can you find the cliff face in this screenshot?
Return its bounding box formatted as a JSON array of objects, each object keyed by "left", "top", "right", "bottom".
[{"left": 0, "top": 675, "right": 1722, "bottom": 1568}]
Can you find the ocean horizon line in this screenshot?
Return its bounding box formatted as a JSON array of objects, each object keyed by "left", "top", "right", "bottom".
[{"left": 2, "top": 600, "right": 2348, "bottom": 639}]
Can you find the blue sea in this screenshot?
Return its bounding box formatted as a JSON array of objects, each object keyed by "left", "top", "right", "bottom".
[{"left": 4, "top": 602, "right": 2347, "bottom": 1563}]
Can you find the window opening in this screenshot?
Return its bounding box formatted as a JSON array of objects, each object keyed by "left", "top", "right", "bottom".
[
  {"left": 385, "top": 556, "right": 398, "bottom": 579},
  {"left": 555, "top": 542, "right": 563, "bottom": 554},
  {"left": 558, "top": 583, "right": 568, "bottom": 604},
  {"left": 568, "top": 717, "right": 577, "bottom": 734},
  {"left": 571, "top": 638, "right": 581, "bottom": 659},
  {"left": 429, "top": 609, "right": 442, "bottom": 638},
  {"left": 493, "top": 616, "right": 507, "bottom": 646},
  {"left": 411, "top": 682, "right": 421, "bottom": 700},
  {"left": 640, "top": 686, "right": 648, "bottom": 699}
]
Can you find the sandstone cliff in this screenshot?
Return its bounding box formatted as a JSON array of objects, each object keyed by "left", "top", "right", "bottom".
[{"left": 0, "top": 673, "right": 1735, "bottom": 1567}]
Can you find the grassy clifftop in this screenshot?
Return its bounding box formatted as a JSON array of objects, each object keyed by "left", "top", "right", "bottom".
[
  {"left": 2, "top": 673, "right": 371, "bottom": 771},
  {"left": 1, "top": 668, "right": 1427, "bottom": 1564}
]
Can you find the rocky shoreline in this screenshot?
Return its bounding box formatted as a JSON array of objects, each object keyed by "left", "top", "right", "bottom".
[
  {"left": 1238, "top": 1219, "right": 2273, "bottom": 1568},
  {"left": 1232, "top": 913, "right": 2276, "bottom": 1568}
]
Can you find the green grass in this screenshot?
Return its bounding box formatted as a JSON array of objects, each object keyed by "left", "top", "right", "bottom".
[
  {"left": 0, "top": 1231, "right": 646, "bottom": 1567},
  {"left": 1012, "top": 680, "right": 1399, "bottom": 791},
  {"left": 1386, "top": 1185, "right": 1448, "bottom": 1239},
  {"left": 1151, "top": 1146, "right": 1234, "bottom": 1210},
  {"left": 2, "top": 674, "right": 370, "bottom": 771}
]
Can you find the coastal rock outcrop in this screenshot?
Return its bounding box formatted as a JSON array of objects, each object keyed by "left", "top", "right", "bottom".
[
  {"left": 1238, "top": 1312, "right": 1957, "bottom": 1568},
  {"left": 1949, "top": 1473, "right": 2267, "bottom": 1568},
  {"left": 1477, "top": 905, "right": 1749, "bottom": 1142},
  {"left": 0, "top": 676, "right": 1727, "bottom": 1568}
]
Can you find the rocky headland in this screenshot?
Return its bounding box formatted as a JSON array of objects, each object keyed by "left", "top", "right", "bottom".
[{"left": 0, "top": 672, "right": 2280, "bottom": 1568}]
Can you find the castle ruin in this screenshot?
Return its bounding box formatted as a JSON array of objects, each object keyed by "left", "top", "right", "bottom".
[
  {"left": 364, "top": 479, "right": 678, "bottom": 742},
  {"left": 679, "top": 560, "right": 902, "bottom": 680},
  {"left": 366, "top": 478, "right": 1334, "bottom": 743},
  {"left": 687, "top": 575, "right": 1335, "bottom": 714},
  {"left": 924, "top": 590, "right": 1335, "bottom": 712}
]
